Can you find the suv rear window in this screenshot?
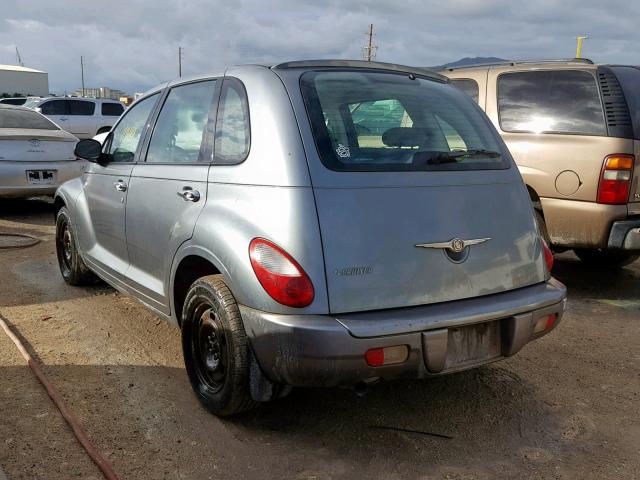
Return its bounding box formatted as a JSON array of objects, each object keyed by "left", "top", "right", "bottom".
[
  {"left": 0, "top": 108, "right": 58, "bottom": 130},
  {"left": 102, "top": 102, "right": 124, "bottom": 116},
  {"left": 300, "top": 70, "right": 507, "bottom": 171},
  {"left": 498, "top": 70, "right": 606, "bottom": 135},
  {"left": 450, "top": 79, "right": 479, "bottom": 103}
]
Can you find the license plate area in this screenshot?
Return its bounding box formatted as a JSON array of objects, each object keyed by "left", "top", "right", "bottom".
[
  {"left": 26, "top": 170, "right": 56, "bottom": 185},
  {"left": 422, "top": 320, "right": 502, "bottom": 373},
  {"left": 444, "top": 321, "right": 501, "bottom": 370}
]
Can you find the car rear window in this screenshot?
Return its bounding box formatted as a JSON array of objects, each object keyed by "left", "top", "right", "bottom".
[
  {"left": 609, "top": 66, "right": 640, "bottom": 140},
  {"left": 498, "top": 70, "right": 606, "bottom": 135},
  {"left": 450, "top": 79, "right": 479, "bottom": 103},
  {"left": 102, "top": 102, "right": 125, "bottom": 116},
  {"left": 300, "top": 70, "right": 507, "bottom": 172},
  {"left": 0, "top": 108, "right": 59, "bottom": 130}
]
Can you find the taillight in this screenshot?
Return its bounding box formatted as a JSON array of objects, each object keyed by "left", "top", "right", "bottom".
[
  {"left": 542, "top": 239, "right": 554, "bottom": 272},
  {"left": 249, "top": 238, "right": 314, "bottom": 308},
  {"left": 597, "top": 154, "right": 634, "bottom": 205}
]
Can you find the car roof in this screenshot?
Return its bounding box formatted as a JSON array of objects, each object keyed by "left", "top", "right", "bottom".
[
  {"left": 32, "top": 97, "right": 124, "bottom": 104},
  {"left": 0, "top": 104, "right": 32, "bottom": 111},
  {"left": 440, "top": 58, "right": 599, "bottom": 72}
]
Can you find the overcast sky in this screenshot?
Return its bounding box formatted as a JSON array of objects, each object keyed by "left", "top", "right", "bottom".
[{"left": 1, "top": 0, "right": 638, "bottom": 95}]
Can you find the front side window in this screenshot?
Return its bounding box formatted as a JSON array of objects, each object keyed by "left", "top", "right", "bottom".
[
  {"left": 214, "top": 78, "right": 250, "bottom": 164},
  {"left": 40, "top": 100, "right": 66, "bottom": 115},
  {"left": 68, "top": 100, "right": 95, "bottom": 116},
  {"left": 0, "top": 109, "right": 59, "bottom": 130},
  {"left": 450, "top": 79, "right": 479, "bottom": 103},
  {"left": 301, "top": 70, "right": 506, "bottom": 171},
  {"left": 106, "top": 94, "right": 158, "bottom": 163},
  {"left": 146, "top": 80, "right": 217, "bottom": 163},
  {"left": 102, "top": 103, "right": 125, "bottom": 116},
  {"left": 498, "top": 70, "right": 606, "bottom": 135}
]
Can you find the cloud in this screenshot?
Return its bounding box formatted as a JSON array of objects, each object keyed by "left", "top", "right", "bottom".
[{"left": 0, "top": 0, "right": 638, "bottom": 94}]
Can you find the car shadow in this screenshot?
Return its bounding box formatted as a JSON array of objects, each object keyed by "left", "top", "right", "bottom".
[
  {"left": 552, "top": 251, "right": 640, "bottom": 301},
  {"left": 0, "top": 197, "right": 55, "bottom": 226}
]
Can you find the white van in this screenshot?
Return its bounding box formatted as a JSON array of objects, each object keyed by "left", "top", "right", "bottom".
[{"left": 23, "top": 97, "right": 125, "bottom": 139}]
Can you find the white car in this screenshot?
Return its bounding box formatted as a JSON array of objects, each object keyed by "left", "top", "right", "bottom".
[
  {"left": 0, "top": 104, "right": 85, "bottom": 198},
  {"left": 23, "top": 97, "right": 125, "bottom": 139}
]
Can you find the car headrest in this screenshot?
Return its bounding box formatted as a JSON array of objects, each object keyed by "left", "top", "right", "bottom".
[{"left": 381, "top": 127, "right": 430, "bottom": 148}]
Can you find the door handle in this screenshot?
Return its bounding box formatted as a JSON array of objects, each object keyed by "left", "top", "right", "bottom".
[
  {"left": 113, "top": 180, "right": 127, "bottom": 192},
  {"left": 59, "top": 117, "right": 68, "bottom": 121},
  {"left": 177, "top": 189, "right": 200, "bottom": 202}
]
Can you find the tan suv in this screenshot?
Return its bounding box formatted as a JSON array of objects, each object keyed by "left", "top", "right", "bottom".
[{"left": 441, "top": 59, "right": 640, "bottom": 267}]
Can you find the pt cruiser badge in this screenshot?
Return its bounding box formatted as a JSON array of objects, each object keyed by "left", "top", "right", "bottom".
[{"left": 415, "top": 237, "right": 491, "bottom": 253}]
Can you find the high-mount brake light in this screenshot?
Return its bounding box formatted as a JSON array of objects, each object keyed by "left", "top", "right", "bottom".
[
  {"left": 597, "top": 154, "right": 635, "bottom": 205},
  {"left": 249, "top": 238, "right": 314, "bottom": 308}
]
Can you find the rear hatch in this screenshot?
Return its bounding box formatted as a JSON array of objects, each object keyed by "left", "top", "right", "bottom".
[
  {"left": 0, "top": 129, "right": 77, "bottom": 162},
  {"left": 297, "top": 68, "right": 546, "bottom": 313}
]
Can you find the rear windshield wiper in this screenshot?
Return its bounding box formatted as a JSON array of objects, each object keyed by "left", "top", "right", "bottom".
[{"left": 426, "top": 149, "right": 502, "bottom": 164}]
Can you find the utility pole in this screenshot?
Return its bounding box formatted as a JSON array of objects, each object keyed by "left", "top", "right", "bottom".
[
  {"left": 575, "top": 35, "right": 588, "bottom": 59},
  {"left": 362, "top": 24, "right": 377, "bottom": 62},
  {"left": 178, "top": 47, "right": 183, "bottom": 77},
  {"left": 80, "top": 56, "right": 85, "bottom": 97}
]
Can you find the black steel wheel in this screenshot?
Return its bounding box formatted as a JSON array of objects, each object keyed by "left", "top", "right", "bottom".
[
  {"left": 181, "top": 275, "right": 257, "bottom": 416},
  {"left": 55, "top": 206, "right": 97, "bottom": 285}
]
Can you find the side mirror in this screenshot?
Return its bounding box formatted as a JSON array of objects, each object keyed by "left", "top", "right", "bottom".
[{"left": 74, "top": 139, "right": 103, "bottom": 162}]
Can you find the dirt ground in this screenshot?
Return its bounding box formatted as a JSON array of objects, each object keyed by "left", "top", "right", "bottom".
[{"left": 0, "top": 198, "right": 639, "bottom": 480}]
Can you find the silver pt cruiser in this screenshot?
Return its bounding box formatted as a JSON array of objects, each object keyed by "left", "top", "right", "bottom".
[{"left": 55, "top": 60, "right": 566, "bottom": 416}]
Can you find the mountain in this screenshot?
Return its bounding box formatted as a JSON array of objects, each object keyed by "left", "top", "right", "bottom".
[{"left": 440, "top": 57, "right": 508, "bottom": 68}]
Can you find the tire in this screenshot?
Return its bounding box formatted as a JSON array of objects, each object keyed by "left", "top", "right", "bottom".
[
  {"left": 535, "top": 210, "right": 551, "bottom": 247},
  {"left": 55, "top": 207, "right": 97, "bottom": 285},
  {"left": 181, "top": 275, "right": 257, "bottom": 416},
  {"left": 574, "top": 248, "right": 639, "bottom": 268}
]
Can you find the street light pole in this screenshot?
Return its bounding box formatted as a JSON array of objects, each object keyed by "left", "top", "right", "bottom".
[{"left": 80, "top": 56, "right": 85, "bottom": 97}]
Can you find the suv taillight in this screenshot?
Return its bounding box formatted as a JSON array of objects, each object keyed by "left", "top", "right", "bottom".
[
  {"left": 597, "top": 154, "right": 634, "bottom": 205},
  {"left": 249, "top": 238, "right": 314, "bottom": 308}
]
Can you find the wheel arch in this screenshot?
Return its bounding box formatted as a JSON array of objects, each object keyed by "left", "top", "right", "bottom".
[{"left": 170, "top": 246, "right": 233, "bottom": 326}]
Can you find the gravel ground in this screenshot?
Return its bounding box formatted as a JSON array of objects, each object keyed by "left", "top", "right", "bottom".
[{"left": 0, "top": 198, "right": 639, "bottom": 480}]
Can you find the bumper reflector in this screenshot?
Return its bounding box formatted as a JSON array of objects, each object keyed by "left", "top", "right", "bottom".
[
  {"left": 533, "top": 313, "right": 558, "bottom": 334},
  {"left": 365, "top": 345, "right": 409, "bottom": 367}
]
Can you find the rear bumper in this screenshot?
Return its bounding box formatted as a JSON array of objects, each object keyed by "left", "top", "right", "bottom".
[
  {"left": 607, "top": 218, "right": 640, "bottom": 251},
  {"left": 0, "top": 160, "right": 85, "bottom": 198},
  {"left": 241, "top": 278, "right": 567, "bottom": 387}
]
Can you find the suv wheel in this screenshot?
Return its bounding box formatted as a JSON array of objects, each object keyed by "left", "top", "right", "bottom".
[
  {"left": 574, "top": 248, "right": 639, "bottom": 268},
  {"left": 181, "top": 275, "right": 257, "bottom": 416},
  {"left": 55, "top": 207, "right": 97, "bottom": 285}
]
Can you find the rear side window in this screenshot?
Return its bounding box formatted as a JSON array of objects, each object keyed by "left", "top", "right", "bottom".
[
  {"left": 102, "top": 103, "right": 124, "bottom": 116},
  {"left": 40, "top": 100, "right": 66, "bottom": 115},
  {"left": 300, "top": 70, "right": 507, "bottom": 171},
  {"left": 214, "top": 78, "right": 250, "bottom": 164},
  {"left": 0, "top": 109, "right": 59, "bottom": 130},
  {"left": 609, "top": 66, "right": 640, "bottom": 140},
  {"left": 498, "top": 70, "right": 606, "bottom": 135},
  {"left": 146, "top": 80, "right": 217, "bottom": 164},
  {"left": 0, "top": 98, "right": 27, "bottom": 105},
  {"left": 68, "top": 100, "right": 95, "bottom": 116},
  {"left": 450, "top": 79, "right": 479, "bottom": 103}
]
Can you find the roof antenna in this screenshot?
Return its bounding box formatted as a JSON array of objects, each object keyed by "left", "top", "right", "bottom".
[{"left": 15, "top": 47, "right": 24, "bottom": 67}]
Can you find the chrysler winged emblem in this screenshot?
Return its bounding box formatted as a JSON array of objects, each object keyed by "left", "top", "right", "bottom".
[{"left": 415, "top": 237, "right": 491, "bottom": 253}]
